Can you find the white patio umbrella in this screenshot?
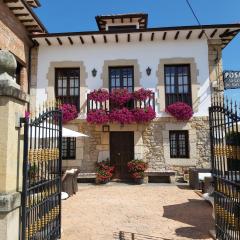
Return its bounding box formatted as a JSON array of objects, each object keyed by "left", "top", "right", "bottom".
[{"left": 29, "top": 124, "right": 88, "bottom": 138}]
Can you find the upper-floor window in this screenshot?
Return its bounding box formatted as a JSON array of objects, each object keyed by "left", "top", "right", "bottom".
[
  {"left": 169, "top": 130, "right": 189, "bottom": 158},
  {"left": 109, "top": 66, "right": 134, "bottom": 92},
  {"left": 55, "top": 68, "right": 80, "bottom": 111},
  {"left": 164, "top": 65, "right": 192, "bottom": 107},
  {"left": 109, "top": 66, "right": 134, "bottom": 109}
]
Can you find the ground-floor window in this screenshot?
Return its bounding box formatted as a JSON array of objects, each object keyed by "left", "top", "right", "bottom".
[
  {"left": 62, "top": 137, "right": 76, "bottom": 160},
  {"left": 169, "top": 130, "right": 189, "bottom": 158}
]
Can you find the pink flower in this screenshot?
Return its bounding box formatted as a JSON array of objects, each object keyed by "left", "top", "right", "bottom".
[
  {"left": 166, "top": 102, "right": 193, "bottom": 120},
  {"left": 59, "top": 104, "right": 78, "bottom": 123},
  {"left": 109, "top": 108, "right": 135, "bottom": 124},
  {"left": 132, "top": 107, "right": 156, "bottom": 123},
  {"left": 87, "top": 109, "right": 109, "bottom": 124},
  {"left": 25, "top": 111, "right": 30, "bottom": 119},
  {"left": 133, "top": 88, "right": 153, "bottom": 101},
  {"left": 88, "top": 89, "right": 109, "bottom": 103},
  {"left": 109, "top": 88, "right": 132, "bottom": 106}
]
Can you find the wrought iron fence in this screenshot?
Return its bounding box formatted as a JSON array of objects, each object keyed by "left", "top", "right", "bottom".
[
  {"left": 209, "top": 95, "right": 240, "bottom": 240},
  {"left": 21, "top": 105, "right": 62, "bottom": 240}
]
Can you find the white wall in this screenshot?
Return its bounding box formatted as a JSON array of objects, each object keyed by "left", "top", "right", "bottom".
[{"left": 36, "top": 39, "right": 210, "bottom": 116}]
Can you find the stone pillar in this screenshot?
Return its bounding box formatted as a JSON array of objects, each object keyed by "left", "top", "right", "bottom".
[
  {"left": 0, "top": 50, "right": 29, "bottom": 240},
  {"left": 208, "top": 40, "right": 224, "bottom": 95}
]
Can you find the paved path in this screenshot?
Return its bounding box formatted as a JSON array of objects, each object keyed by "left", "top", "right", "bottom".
[{"left": 62, "top": 183, "right": 214, "bottom": 240}]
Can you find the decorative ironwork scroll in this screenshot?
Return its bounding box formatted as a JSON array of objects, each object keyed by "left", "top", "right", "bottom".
[{"left": 21, "top": 104, "right": 62, "bottom": 240}]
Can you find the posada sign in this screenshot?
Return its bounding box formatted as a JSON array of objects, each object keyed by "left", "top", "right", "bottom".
[{"left": 223, "top": 71, "right": 240, "bottom": 89}]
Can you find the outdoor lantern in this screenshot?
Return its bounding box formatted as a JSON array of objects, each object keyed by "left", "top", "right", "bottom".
[
  {"left": 92, "top": 68, "right": 97, "bottom": 77},
  {"left": 146, "top": 67, "right": 151, "bottom": 76},
  {"left": 102, "top": 125, "right": 110, "bottom": 132}
]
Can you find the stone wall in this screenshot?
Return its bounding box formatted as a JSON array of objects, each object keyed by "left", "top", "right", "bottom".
[
  {"left": 62, "top": 116, "right": 211, "bottom": 175},
  {"left": 0, "top": 1, "right": 33, "bottom": 93}
]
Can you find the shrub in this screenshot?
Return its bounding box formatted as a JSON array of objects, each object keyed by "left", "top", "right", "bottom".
[
  {"left": 109, "top": 88, "right": 132, "bottom": 106},
  {"left": 88, "top": 89, "right": 109, "bottom": 102},
  {"left": 109, "top": 108, "right": 135, "bottom": 125},
  {"left": 132, "top": 106, "right": 156, "bottom": 123},
  {"left": 166, "top": 102, "right": 193, "bottom": 120},
  {"left": 133, "top": 88, "right": 153, "bottom": 101},
  {"left": 59, "top": 104, "right": 78, "bottom": 123},
  {"left": 87, "top": 109, "right": 109, "bottom": 124}
]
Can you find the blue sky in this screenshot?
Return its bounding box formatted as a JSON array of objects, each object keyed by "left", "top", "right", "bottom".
[{"left": 35, "top": 0, "right": 240, "bottom": 101}]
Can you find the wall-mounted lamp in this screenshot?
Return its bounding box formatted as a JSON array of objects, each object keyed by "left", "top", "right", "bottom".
[
  {"left": 92, "top": 68, "right": 97, "bottom": 77},
  {"left": 146, "top": 67, "right": 151, "bottom": 76},
  {"left": 102, "top": 125, "right": 110, "bottom": 132}
]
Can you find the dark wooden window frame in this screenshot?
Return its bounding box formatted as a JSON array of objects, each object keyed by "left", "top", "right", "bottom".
[
  {"left": 109, "top": 66, "right": 134, "bottom": 92},
  {"left": 62, "top": 137, "right": 76, "bottom": 160},
  {"left": 164, "top": 64, "right": 192, "bottom": 107},
  {"left": 55, "top": 68, "right": 80, "bottom": 111},
  {"left": 169, "top": 130, "right": 189, "bottom": 158},
  {"left": 109, "top": 66, "right": 134, "bottom": 109}
]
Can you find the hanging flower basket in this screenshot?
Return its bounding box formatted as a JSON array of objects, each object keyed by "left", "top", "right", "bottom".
[
  {"left": 87, "top": 109, "right": 109, "bottom": 124},
  {"left": 59, "top": 104, "right": 78, "bottom": 123},
  {"left": 109, "top": 108, "right": 135, "bottom": 125},
  {"left": 166, "top": 102, "right": 193, "bottom": 120},
  {"left": 88, "top": 89, "right": 109, "bottom": 102},
  {"left": 132, "top": 106, "right": 156, "bottom": 123},
  {"left": 109, "top": 88, "right": 132, "bottom": 106},
  {"left": 133, "top": 88, "right": 153, "bottom": 101}
]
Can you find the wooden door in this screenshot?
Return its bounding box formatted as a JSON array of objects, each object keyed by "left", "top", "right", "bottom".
[{"left": 110, "top": 132, "right": 134, "bottom": 179}]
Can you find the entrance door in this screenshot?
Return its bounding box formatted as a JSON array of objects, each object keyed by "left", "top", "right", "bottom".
[{"left": 110, "top": 132, "right": 134, "bottom": 179}]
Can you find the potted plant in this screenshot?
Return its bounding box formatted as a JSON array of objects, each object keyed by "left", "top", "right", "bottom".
[
  {"left": 59, "top": 103, "right": 78, "bottom": 123},
  {"left": 166, "top": 102, "right": 193, "bottom": 121},
  {"left": 109, "top": 108, "right": 135, "bottom": 125},
  {"left": 88, "top": 89, "right": 109, "bottom": 102},
  {"left": 127, "top": 159, "right": 148, "bottom": 184},
  {"left": 132, "top": 106, "right": 156, "bottom": 123},
  {"left": 87, "top": 109, "right": 109, "bottom": 124},
  {"left": 109, "top": 88, "right": 132, "bottom": 106},
  {"left": 96, "top": 160, "right": 114, "bottom": 184}
]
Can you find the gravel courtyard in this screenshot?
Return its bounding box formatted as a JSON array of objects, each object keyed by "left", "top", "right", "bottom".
[{"left": 61, "top": 183, "right": 214, "bottom": 240}]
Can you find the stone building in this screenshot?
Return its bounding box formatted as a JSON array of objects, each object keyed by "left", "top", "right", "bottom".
[
  {"left": 29, "top": 13, "right": 240, "bottom": 180},
  {"left": 0, "top": 1, "right": 47, "bottom": 239}
]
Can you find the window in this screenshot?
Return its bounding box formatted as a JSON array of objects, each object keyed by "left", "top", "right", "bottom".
[
  {"left": 109, "top": 66, "right": 134, "bottom": 92},
  {"left": 109, "top": 66, "right": 134, "bottom": 109},
  {"left": 164, "top": 65, "right": 192, "bottom": 107},
  {"left": 55, "top": 68, "right": 80, "bottom": 111},
  {"left": 62, "top": 137, "right": 76, "bottom": 160},
  {"left": 169, "top": 131, "right": 189, "bottom": 158}
]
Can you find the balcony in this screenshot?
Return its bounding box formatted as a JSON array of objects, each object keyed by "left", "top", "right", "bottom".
[{"left": 87, "top": 89, "right": 156, "bottom": 125}]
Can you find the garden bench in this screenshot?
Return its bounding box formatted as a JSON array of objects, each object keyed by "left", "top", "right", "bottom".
[
  {"left": 146, "top": 171, "right": 176, "bottom": 183},
  {"left": 77, "top": 172, "right": 96, "bottom": 183}
]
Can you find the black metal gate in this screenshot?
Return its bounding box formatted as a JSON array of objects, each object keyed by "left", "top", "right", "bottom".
[
  {"left": 21, "top": 105, "right": 62, "bottom": 240},
  {"left": 209, "top": 96, "right": 240, "bottom": 239}
]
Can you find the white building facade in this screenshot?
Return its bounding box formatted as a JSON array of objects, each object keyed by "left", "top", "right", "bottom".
[{"left": 30, "top": 14, "right": 240, "bottom": 179}]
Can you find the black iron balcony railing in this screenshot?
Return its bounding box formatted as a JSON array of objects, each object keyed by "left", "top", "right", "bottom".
[{"left": 87, "top": 92, "right": 155, "bottom": 113}]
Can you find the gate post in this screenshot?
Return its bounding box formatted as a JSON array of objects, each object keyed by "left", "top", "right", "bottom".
[{"left": 0, "top": 51, "right": 29, "bottom": 240}]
